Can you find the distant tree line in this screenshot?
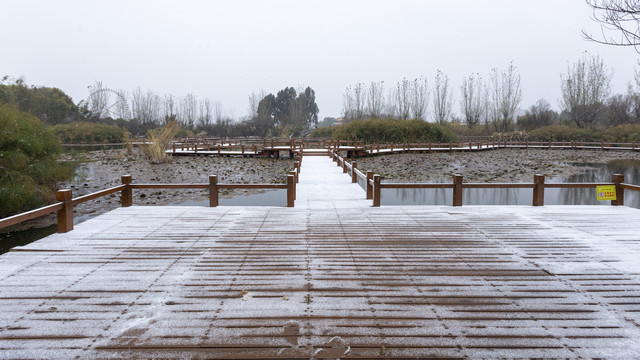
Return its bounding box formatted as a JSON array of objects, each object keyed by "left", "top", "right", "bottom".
[
  {"left": 340, "top": 54, "right": 640, "bottom": 138},
  {"left": 341, "top": 62, "right": 523, "bottom": 133}
]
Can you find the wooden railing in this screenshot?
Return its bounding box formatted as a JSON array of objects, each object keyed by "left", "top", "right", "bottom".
[
  {"left": 0, "top": 162, "right": 300, "bottom": 234},
  {"left": 331, "top": 150, "right": 639, "bottom": 207},
  {"left": 173, "top": 137, "right": 640, "bottom": 157}
]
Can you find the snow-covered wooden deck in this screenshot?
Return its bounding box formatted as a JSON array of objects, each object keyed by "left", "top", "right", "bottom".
[{"left": 2, "top": 156, "right": 640, "bottom": 358}]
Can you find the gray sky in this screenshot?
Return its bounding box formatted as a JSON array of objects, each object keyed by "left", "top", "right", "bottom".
[{"left": 2, "top": 0, "right": 637, "bottom": 121}]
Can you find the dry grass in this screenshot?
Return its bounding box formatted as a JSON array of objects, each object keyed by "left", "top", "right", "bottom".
[
  {"left": 141, "top": 121, "right": 179, "bottom": 164},
  {"left": 122, "top": 127, "right": 134, "bottom": 155}
]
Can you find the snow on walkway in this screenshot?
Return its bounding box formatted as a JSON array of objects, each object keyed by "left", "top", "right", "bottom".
[{"left": 1, "top": 155, "right": 640, "bottom": 358}]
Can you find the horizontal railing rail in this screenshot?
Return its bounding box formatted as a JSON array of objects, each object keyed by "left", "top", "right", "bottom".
[
  {"left": 331, "top": 150, "right": 640, "bottom": 208},
  {"left": 1, "top": 160, "right": 301, "bottom": 235}
]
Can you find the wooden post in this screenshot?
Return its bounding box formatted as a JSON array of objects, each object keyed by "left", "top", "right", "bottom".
[
  {"left": 343, "top": 159, "right": 347, "bottom": 173},
  {"left": 366, "top": 171, "right": 373, "bottom": 200},
  {"left": 121, "top": 175, "right": 132, "bottom": 207},
  {"left": 287, "top": 174, "right": 295, "bottom": 207},
  {"left": 56, "top": 189, "right": 73, "bottom": 233},
  {"left": 533, "top": 174, "right": 545, "bottom": 206},
  {"left": 352, "top": 161, "right": 358, "bottom": 183},
  {"left": 209, "top": 175, "right": 218, "bottom": 207},
  {"left": 372, "top": 174, "right": 381, "bottom": 207},
  {"left": 612, "top": 173, "right": 624, "bottom": 206},
  {"left": 452, "top": 175, "right": 463, "bottom": 206},
  {"left": 294, "top": 161, "right": 300, "bottom": 181},
  {"left": 172, "top": 143, "right": 176, "bottom": 153},
  {"left": 289, "top": 171, "right": 297, "bottom": 200}
]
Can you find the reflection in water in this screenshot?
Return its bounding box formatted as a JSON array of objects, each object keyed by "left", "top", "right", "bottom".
[
  {"left": 173, "top": 189, "right": 286, "bottom": 207},
  {"left": 376, "top": 159, "right": 640, "bottom": 208},
  {"left": 1, "top": 225, "right": 56, "bottom": 255}
]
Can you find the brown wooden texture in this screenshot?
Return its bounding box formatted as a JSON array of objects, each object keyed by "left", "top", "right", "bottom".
[
  {"left": 0, "top": 203, "right": 63, "bottom": 230},
  {"left": 209, "top": 175, "right": 218, "bottom": 207},
  {"left": 55, "top": 189, "right": 73, "bottom": 233},
  {"left": 612, "top": 173, "right": 625, "bottom": 206},
  {"left": 121, "top": 175, "right": 133, "bottom": 207},
  {"left": 533, "top": 174, "right": 545, "bottom": 206},
  {"left": 453, "top": 175, "right": 463, "bottom": 206}
]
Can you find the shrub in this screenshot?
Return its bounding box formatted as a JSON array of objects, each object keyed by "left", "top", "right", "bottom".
[
  {"left": 528, "top": 125, "right": 599, "bottom": 142},
  {"left": 331, "top": 118, "right": 458, "bottom": 144},
  {"left": 602, "top": 124, "right": 640, "bottom": 143},
  {"left": 309, "top": 126, "right": 336, "bottom": 138},
  {"left": 51, "top": 121, "right": 124, "bottom": 144},
  {"left": 0, "top": 104, "right": 73, "bottom": 216}
]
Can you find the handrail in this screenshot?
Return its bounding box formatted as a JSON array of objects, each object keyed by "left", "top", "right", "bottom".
[
  {"left": 331, "top": 151, "right": 639, "bottom": 208},
  {"left": 0, "top": 203, "right": 64, "bottom": 230},
  {"left": 71, "top": 185, "right": 127, "bottom": 206},
  {"left": 622, "top": 183, "right": 640, "bottom": 191},
  {"left": 1, "top": 168, "right": 298, "bottom": 234}
]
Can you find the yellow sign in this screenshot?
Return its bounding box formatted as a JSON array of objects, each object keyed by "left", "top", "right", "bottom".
[{"left": 596, "top": 185, "right": 617, "bottom": 201}]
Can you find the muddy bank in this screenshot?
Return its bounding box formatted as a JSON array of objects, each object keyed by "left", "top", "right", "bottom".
[{"left": 354, "top": 148, "right": 640, "bottom": 182}]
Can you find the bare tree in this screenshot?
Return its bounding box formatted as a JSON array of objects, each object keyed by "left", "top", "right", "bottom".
[
  {"left": 583, "top": 0, "right": 640, "bottom": 52},
  {"left": 213, "top": 100, "right": 225, "bottom": 125},
  {"left": 460, "top": 73, "right": 485, "bottom": 128},
  {"left": 180, "top": 93, "right": 199, "bottom": 129},
  {"left": 411, "top": 76, "right": 429, "bottom": 120},
  {"left": 163, "top": 94, "right": 177, "bottom": 123},
  {"left": 560, "top": 52, "right": 612, "bottom": 128},
  {"left": 393, "top": 78, "right": 412, "bottom": 119},
  {"left": 247, "top": 89, "right": 266, "bottom": 119},
  {"left": 433, "top": 70, "right": 453, "bottom": 124},
  {"left": 342, "top": 83, "right": 366, "bottom": 121},
  {"left": 490, "top": 62, "right": 522, "bottom": 132},
  {"left": 366, "top": 81, "right": 385, "bottom": 119},
  {"left": 198, "top": 97, "right": 214, "bottom": 128}
]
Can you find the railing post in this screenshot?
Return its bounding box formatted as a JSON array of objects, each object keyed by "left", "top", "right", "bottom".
[
  {"left": 289, "top": 171, "right": 297, "bottom": 200},
  {"left": 533, "top": 174, "right": 545, "bottom": 206},
  {"left": 287, "top": 174, "right": 295, "bottom": 207},
  {"left": 372, "top": 174, "right": 381, "bottom": 207},
  {"left": 352, "top": 161, "right": 358, "bottom": 183},
  {"left": 453, "top": 175, "right": 463, "bottom": 206},
  {"left": 56, "top": 189, "right": 73, "bottom": 233},
  {"left": 121, "top": 175, "right": 132, "bottom": 207},
  {"left": 366, "top": 171, "right": 373, "bottom": 200},
  {"left": 612, "top": 174, "right": 624, "bottom": 206},
  {"left": 342, "top": 159, "right": 347, "bottom": 173},
  {"left": 209, "top": 175, "right": 218, "bottom": 207}
]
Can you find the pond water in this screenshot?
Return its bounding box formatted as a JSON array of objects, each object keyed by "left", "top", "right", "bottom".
[
  {"left": 373, "top": 159, "right": 640, "bottom": 208},
  {"left": 172, "top": 189, "right": 286, "bottom": 207}
]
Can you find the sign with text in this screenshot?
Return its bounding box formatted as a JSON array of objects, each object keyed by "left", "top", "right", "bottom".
[{"left": 596, "top": 185, "right": 617, "bottom": 201}]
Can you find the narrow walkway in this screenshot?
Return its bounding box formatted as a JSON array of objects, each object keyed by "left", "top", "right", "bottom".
[
  {"left": 1, "top": 158, "right": 640, "bottom": 358},
  {"left": 296, "top": 155, "right": 370, "bottom": 209}
]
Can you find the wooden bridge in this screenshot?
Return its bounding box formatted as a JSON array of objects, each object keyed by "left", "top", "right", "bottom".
[
  {"left": 2, "top": 155, "right": 640, "bottom": 358},
  {"left": 168, "top": 137, "right": 640, "bottom": 158}
]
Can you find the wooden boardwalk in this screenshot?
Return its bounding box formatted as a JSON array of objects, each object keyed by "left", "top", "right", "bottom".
[{"left": 2, "top": 156, "right": 640, "bottom": 358}]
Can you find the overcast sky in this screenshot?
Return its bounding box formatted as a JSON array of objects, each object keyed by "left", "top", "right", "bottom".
[{"left": 2, "top": 0, "right": 637, "bottom": 121}]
